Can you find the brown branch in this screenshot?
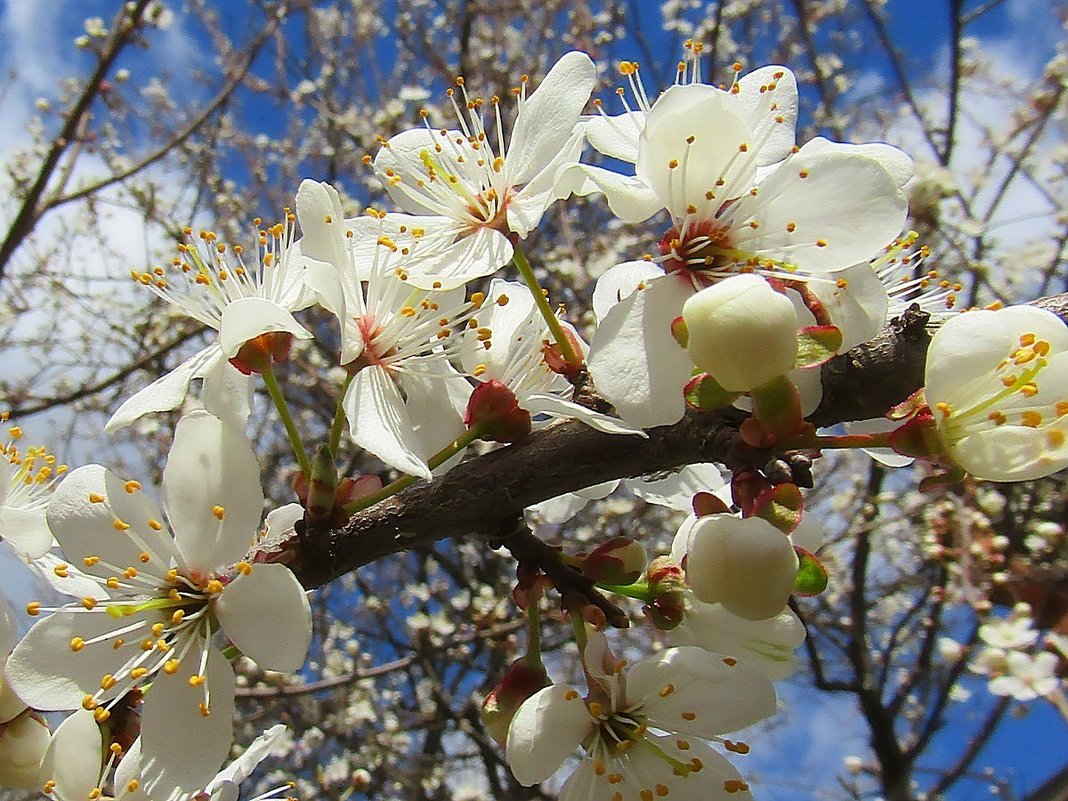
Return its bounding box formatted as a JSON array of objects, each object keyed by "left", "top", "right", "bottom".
[{"left": 291, "top": 293, "right": 1068, "bottom": 591}]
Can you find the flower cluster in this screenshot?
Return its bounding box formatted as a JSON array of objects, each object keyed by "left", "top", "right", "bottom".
[{"left": 3, "top": 43, "right": 1067, "bottom": 801}]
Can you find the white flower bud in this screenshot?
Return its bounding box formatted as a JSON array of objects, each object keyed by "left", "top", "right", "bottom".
[
  {"left": 0, "top": 710, "right": 49, "bottom": 789},
  {"left": 683, "top": 514, "right": 799, "bottom": 620},
  {"left": 682, "top": 274, "right": 798, "bottom": 392}
]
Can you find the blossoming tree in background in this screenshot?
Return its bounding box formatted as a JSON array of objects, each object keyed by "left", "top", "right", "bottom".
[{"left": 1, "top": 2, "right": 1066, "bottom": 801}]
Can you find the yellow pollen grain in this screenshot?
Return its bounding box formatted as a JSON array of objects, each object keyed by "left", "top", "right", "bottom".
[
  {"left": 81, "top": 597, "right": 98, "bottom": 610},
  {"left": 114, "top": 518, "right": 130, "bottom": 532},
  {"left": 70, "top": 637, "right": 86, "bottom": 652},
  {"left": 81, "top": 695, "right": 98, "bottom": 710},
  {"left": 237, "top": 561, "right": 253, "bottom": 575},
  {"left": 131, "top": 667, "right": 148, "bottom": 679},
  {"left": 106, "top": 577, "right": 121, "bottom": 590},
  {"left": 1021, "top": 410, "right": 1043, "bottom": 428},
  {"left": 83, "top": 556, "right": 100, "bottom": 567},
  {"left": 206, "top": 579, "right": 224, "bottom": 594},
  {"left": 212, "top": 505, "right": 225, "bottom": 520},
  {"left": 53, "top": 564, "right": 69, "bottom": 578},
  {"left": 1019, "top": 382, "right": 1039, "bottom": 397},
  {"left": 124, "top": 480, "right": 142, "bottom": 493},
  {"left": 163, "top": 658, "right": 181, "bottom": 675},
  {"left": 26, "top": 601, "right": 41, "bottom": 616},
  {"left": 127, "top": 780, "right": 140, "bottom": 793},
  {"left": 43, "top": 780, "right": 56, "bottom": 794},
  {"left": 94, "top": 708, "right": 111, "bottom": 723},
  {"left": 148, "top": 519, "right": 163, "bottom": 530},
  {"left": 100, "top": 674, "right": 117, "bottom": 690},
  {"left": 89, "top": 492, "right": 105, "bottom": 503},
  {"left": 123, "top": 567, "right": 138, "bottom": 579},
  {"left": 189, "top": 674, "right": 206, "bottom": 687}
]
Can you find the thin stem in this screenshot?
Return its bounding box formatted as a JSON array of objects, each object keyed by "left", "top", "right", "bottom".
[
  {"left": 342, "top": 424, "right": 487, "bottom": 514},
  {"left": 781, "top": 431, "right": 893, "bottom": 451},
  {"left": 597, "top": 580, "right": 654, "bottom": 603},
  {"left": 512, "top": 243, "right": 581, "bottom": 366},
  {"left": 329, "top": 374, "right": 354, "bottom": 457},
  {"left": 569, "top": 606, "right": 589, "bottom": 654},
  {"left": 523, "top": 600, "right": 543, "bottom": 668},
  {"left": 261, "top": 366, "right": 312, "bottom": 479}
]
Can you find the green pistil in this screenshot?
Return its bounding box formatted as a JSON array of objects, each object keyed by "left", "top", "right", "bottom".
[{"left": 107, "top": 595, "right": 203, "bottom": 619}]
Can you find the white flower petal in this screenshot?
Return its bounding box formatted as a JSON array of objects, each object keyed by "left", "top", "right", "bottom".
[
  {"left": 105, "top": 343, "right": 225, "bottom": 432},
  {"left": 637, "top": 85, "right": 756, "bottom": 219},
  {"left": 200, "top": 360, "right": 255, "bottom": 428},
  {"left": 295, "top": 180, "right": 349, "bottom": 270},
  {"left": 47, "top": 464, "right": 177, "bottom": 581},
  {"left": 395, "top": 359, "right": 470, "bottom": 468},
  {"left": 506, "top": 683, "right": 592, "bottom": 786},
  {"left": 565, "top": 164, "right": 664, "bottom": 223},
  {"left": 623, "top": 463, "right": 725, "bottom": 510},
  {"left": 402, "top": 226, "right": 512, "bottom": 290},
  {"left": 587, "top": 275, "right": 696, "bottom": 429},
  {"left": 524, "top": 393, "right": 647, "bottom": 436},
  {"left": 627, "top": 646, "right": 777, "bottom": 736},
  {"left": 219, "top": 297, "right": 310, "bottom": 358},
  {"left": 345, "top": 365, "right": 433, "bottom": 480},
  {"left": 0, "top": 504, "right": 52, "bottom": 560},
  {"left": 584, "top": 111, "right": 644, "bottom": 163},
  {"left": 801, "top": 136, "right": 914, "bottom": 187},
  {"left": 39, "top": 709, "right": 102, "bottom": 800},
  {"left": 373, "top": 128, "right": 445, "bottom": 215},
  {"left": 591, "top": 261, "right": 666, "bottom": 322},
  {"left": 0, "top": 709, "right": 51, "bottom": 789},
  {"left": 206, "top": 724, "right": 288, "bottom": 790},
  {"left": 140, "top": 648, "right": 235, "bottom": 801},
  {"left": 737, "top": 147, "right": 907, "bottom": 272},
  {"left": 0, "top": 595, "right": 14, "bottom": 657},
  {"left": 7, "top": 607, "right": 163, "bottom": 710},
  {"left": 214, "top": 564, "right": 311, "bottom": 672},
  {"left": 509, "top": 130, "right": 587, "bottom": 237},
  {"left": 733, "top": 65, "right": 798, "bottom": 166},
  {"left": 163, "top": 411, "right": 263, "bottom": 574},
  {"left": 507, "top": 51, "right": 596, "bottom": 186}
]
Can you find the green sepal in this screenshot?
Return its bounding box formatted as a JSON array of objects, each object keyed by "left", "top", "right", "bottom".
[
  {"left": 793, "top": 547, "right": 828, "bottom": 596},
  {"left": 683, "top": 373, "right": 740, "bottom": 411},
  {"left": 752, "top": 482, "right": 803, "bottom": 535},
  {"left": 795, "top": 325, "right": 842, "bottom": 369}
]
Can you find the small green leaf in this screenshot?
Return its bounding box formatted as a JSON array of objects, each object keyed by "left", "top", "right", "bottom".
[
  {"left": 794, "top": 547, "right": 828, "bottom": 595},
  {"left": 752, "top": 482, "right": 803, "bottom": 534},
  {"left": 795, "top": 325, "right": 842, "bottom": 368},
  {"left": 684, "top": 373, "right": 740, "bottom": 411}
]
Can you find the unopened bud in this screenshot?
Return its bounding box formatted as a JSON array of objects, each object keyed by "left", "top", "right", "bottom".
[
  {"left": 464, "top": 380, "right": 532, "bottom": 443},
  {"left": 583, "top": 537, "right": 648, "bottom": 585},
  {"left": 228, "top": 331, "right": 294, "bottom": 375},
  {"left": 644, "top": 556, "right": 687, "bottom": 630},
  {"left": 0, "top": 710, "right": 49, "bottom": 789},
  {"left": 481, "top": 659, "right": 550, "bottom": 746}
]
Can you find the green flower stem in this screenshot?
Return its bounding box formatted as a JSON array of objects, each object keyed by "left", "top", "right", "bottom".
[
  {"left": 596, "top": 580, "right": 654, "bottom": 603},
  {"left": 511, "top": 244, "right": 581, "bottom": 366},
  {"left": 568, "top": 606, "right": 588, "bottom": 653},
  {"left": 221, "top": 644, "right": 242, "bottom": 661},
  {"left": 262, "top": 365, "right": 312, "bottom": 479},
  {"left": 328, "top": 374, "right": 354, "bottom": 457},
  {"left": 342, "top": 423, "right": 487, "bottom": 515},
  {"left": 780, "top": 431, "right": 893, "bottom": 451}
]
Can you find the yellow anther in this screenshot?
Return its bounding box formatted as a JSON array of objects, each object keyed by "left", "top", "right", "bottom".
[
  {"left": 199, "top": 702, "right": 211, "bottom": 717},
  {"left": 81, "top": 597, "right": 98, "bottom": 610},
  {"left": 563, "top": 689, "right": 579, "bottom": 701},
  {"left": 131, "top": 667, "right": 149, "bottom": 679},
  {"left": 236, "top": 561, "right": 252, "bottom": 575},
  {"left": 188, "top": 674, "right": 206, "bottom": 687},
  {"left": 155, "top": 639, "right": 170, "bottom": 652},
  {"left": 123, "top": 567, "right": 138, "bottom": 579},
  {"left": 1047, "top": 429, "right": 1065, "bottom": 448},
  {"left": 100, "top": 674, "right": 117, "bottom": 690},
  {"left": 935, "top": 401, "right": 952, "bottom": 418},
  {"left": 799, "top": 170, "right": 809, "bottom": 178},
  {"left": 722, "top": 657, "right": 737, "bottom": 666},
  {"left": 724, "top": 779, "right": 748, "bottom": 793},
  {"left": 83, "top": 556, "right": 100, "bottom": 567},
  {"left": 1057, "top": 401, "right": 1068, "bottom": 417},
  {"left": 114, "top": 518, "right": 130, "bottom": 532},
  {"left": 676, "top": 738, "right": 690, "bottom": 750},
  {"left": 81, "top": 695, "right": 98, "bottom": 710},
  {"left": 168, "top": 588, "right": 181, "bottom": 602},
  {"left": 641, "top": 789, "right": 653, "bottom": 801},
  {"left": 988, "top": 411, "right": 1007, "bottom": 426},
  {"left": 815, "top": 239, "right": 828, "bottom": 247},
  {"left": 89, "top": 492, "right": 105, "bottom": 503},
  {"left": 151, "top": 622, "right": 165, "bottom": 637},
  {"left": 148, "top": 519, "right": 163, "bottom": 530},
  {"left": 656, "top": 784, "right": 669, "bottom": 796},
  {"left": 608, "top": 774, "right": 623, "bottom": 784},
  {"left": 1021, "top": 410, "right": 1043, "bottom": 428},
  {"left": 1019, "top": 382, "right": 1039, "bottom": 397},
  {"left": 89, "top": 788, "right": 102, "bottom": 799},
  {"left": 112, "top": 639, "right": 124, "bottom": 650},
  {"left": 725, "top": 739, "right": 751, "bottom": 754},
  {"left": 70, "top": 637, "right": 86, "bottom": 652},
  {"left": 681, "top": 710, "right": 696, "bottom": 721},
  {"left": 212, "top": 505, "right": 225, "bottom": 520},
  {"left": 1020, "top": 332, "right": 1036, "bottom": 346},
  {"left": 53, "top": 564, "right": 69, "bottom": 578},
  {"left": 26, "top": 601, "right": 41, "bottom": 616},
  {"left": 124, "top": 480, "right": 142, "bottom": 493},
  {"left": 588, "top": 701, "right": 604, "bottom": 718},
  {"left": 163, "top": 659, "right": 181, "bottom": 675},
  {"left": 206, "top": 579, "right": 224, "bottom": 594},
  {"left": 126, "top": 780, "right": 140, "bottom": 793},
  {"left": 140, "top": 638, "right": 154, "bottom": 652},
  {"left": 94, "top": 707, "right": 111, "bottom": 723},
  {"left": 43, "top": 780, "right": 57, "bottom": 794},
  {"left": 659, "top": 683, "right": 675, "bottom": 698},
  {"left": 594, "top": 760, "right": 606, "bottom": 776},
  {"left": 106, "top": 578, "right": 120, "bottom": 590}
]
